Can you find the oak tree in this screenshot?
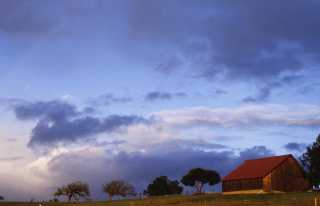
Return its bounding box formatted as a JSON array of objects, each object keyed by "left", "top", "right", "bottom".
[
  {"left": 54, "top": 181, "right": 90, "bottom": 202},
  {"left": 103, "top": 180, "right": 136, "bottom": 200},
  {"left": 181, "top": 168, "right": 221, "bottom": 193}
]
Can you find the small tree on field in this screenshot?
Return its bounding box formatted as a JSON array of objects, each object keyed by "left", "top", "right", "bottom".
[
  {"left": 0, "top": 196, "right": 4, "bottom": 201},
  {"left": 301, "top": 134, "right": 320, "bottom": 187},
  {"left": 181, "top": 168, "right": 221, "bottom": 194},
  {"left": 54, "top": 181, "right": 90, "bottom": 202},
  {"left": 49, "top": 198, "right": 59, "bottom": 202},
  {"left": 103, "top": 180, "right": 136, "bottom": 200},
  {"left": 145, "top": 176, "right": 183, "bottom": 196}
]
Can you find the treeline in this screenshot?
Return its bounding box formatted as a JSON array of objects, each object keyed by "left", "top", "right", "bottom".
[{"left": 52, "top": 167, "right": 221, "bottom": 202}]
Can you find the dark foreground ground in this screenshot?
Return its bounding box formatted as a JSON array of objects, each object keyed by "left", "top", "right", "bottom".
[{"left": 1, "top": 192, "right": 320, "bottom": 206}]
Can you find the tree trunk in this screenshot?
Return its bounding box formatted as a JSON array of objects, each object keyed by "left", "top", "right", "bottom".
[{"left": 195, "top": 181, "right": 203, "bottom": 193}]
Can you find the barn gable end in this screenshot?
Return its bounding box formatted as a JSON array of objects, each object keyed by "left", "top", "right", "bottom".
[{"left": 222, "top": 154, "right": 309, "bottom": 194}]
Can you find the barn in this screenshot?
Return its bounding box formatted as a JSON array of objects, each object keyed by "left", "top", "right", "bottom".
[{"left": 222, "top": 154, "right": 309, "bottom": 194}]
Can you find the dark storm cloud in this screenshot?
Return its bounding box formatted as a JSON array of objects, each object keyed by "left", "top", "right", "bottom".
[
  {"left": 0, "top": 0, "right": 56, "bottom": 35},
  {"left": 14, "top": 100, "right": 78, "bottom": 121},
  {"left": 2, "top": 0, "right": 320, "bottom": 86},
  {"left": 47, "top": 141, "right": 274, "bottom": 199},
  {"left": 95, "top": 0, "right": 319, "bottom": 100},
  {"left": 284, "top": 142, "right": 308, "bottom": 152},
  {"left": 145, "top": 91, "right": 187, "bottom": 102},
  {"left": 13, "top": 100, "right": 148, "bottom": 147},
  {"left": 137, "top": 0, "right": 320, "bottom": 85},
  {"left": 239, "top": 146, "right": 274, "bottom": 160},
  {"left": 28, "top": 115, "right": 146, "bottom": 148}
]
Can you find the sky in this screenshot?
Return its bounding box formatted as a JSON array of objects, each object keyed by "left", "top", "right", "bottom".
[{"left": 0, "top": 0, "right": 320, "bottom": 201}]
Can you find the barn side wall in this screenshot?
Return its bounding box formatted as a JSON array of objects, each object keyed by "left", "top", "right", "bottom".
[
  {"left": 269, "top": 157, "right": 309, "bottom": 192},
  {"left": 222, "top": 178, "right": 263, "bottom": 192}
]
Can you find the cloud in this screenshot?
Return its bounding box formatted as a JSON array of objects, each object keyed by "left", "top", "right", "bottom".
[
  {"left": 145, "top": 91, "right": 187, "bottom": 102},
  {"left": 132, "top": 0, "right": 320, "bottom": 87},
  {"left": 5, "top": 138, "right": 18, "bottom": 142},
  {"left": 154, "top": 55, "right": 183, "bottom": 74},
  {"left": 243, "top": 82, "right": 281, "bottom": 103},
  {"left": 243, "top": 75, "right": 303, "bottom": 103},
  {"left": 284, "top": 142, "right": 308, "bottom": 153},
  {"left": 89, "top": 93, "right": 132, "bottom": 107},
  {"left": 14, "top": 100, "right": 78, "bottom": 121},
  {"left": 12, "top": 102, "right": 320, "bottom": 149},
  {"left": 29, "top": 115, "right": 146, "bottom": 148},
  {"left": 155, "top": 104, "right": 320, "bottom": 128},
  {"left": 0, "top": 1, "right": 56, "bottom": 35},
  {"left": 2, "top": 0, "right": 319, "bottom": 88},
  {"left": 0, "top": 156, "right": 23, "bottom": 162},
  {"left": 13, "top": 100, "right": 149, "bottom": 148},
  {"left": 214, "top": 89, "right": 228, "bottom": 95},
  {"left": 239, "top": 146, "right": 274, "bottom": 160}
]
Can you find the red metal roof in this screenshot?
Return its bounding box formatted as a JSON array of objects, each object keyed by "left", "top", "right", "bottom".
[{"left": 223, "top": 154, "right": 293, "bottom": 181}]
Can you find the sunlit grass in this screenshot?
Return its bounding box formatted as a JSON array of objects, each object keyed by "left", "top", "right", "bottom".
[{"left": 1, "top": 192, "right": 319, "bottom": 206}]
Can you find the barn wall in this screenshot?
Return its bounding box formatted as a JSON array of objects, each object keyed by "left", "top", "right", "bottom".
[
  {"left": 262, "top": 174, "right": 272, "bottom": 192},
  {"left": 222, "top": 178, "right": 262, "bottom": 192},
  {"left": 269, "top": 157, "right": 309, "bottom": 192}
]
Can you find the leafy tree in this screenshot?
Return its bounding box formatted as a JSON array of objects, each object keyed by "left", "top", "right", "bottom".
[
  {"left": 103, "top": 180, "right": 136, "bottom": 200},
  {"left": 54, "top": 181, "right": 90, "bottom": 202},
  {"left": 145, "top": 176, "right": 183, "bottom": 196},
  {"left": 301, "top": 134, "right": 320, "bottom": 186},
  {"left": 181, "top": 168, "right": 221, "bottom": 193},
  {"left": 0, "top": 196, "right": 4, "bottom": 201}
]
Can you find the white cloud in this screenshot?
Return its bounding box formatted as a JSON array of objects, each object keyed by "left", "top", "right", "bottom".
[{"left": 153, "top": 104, "right": 320, "bottom": 128}]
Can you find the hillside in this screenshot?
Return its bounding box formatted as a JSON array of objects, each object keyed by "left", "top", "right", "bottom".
[{"left": 1, "top": 192, "right": 319, "bottom": 206}]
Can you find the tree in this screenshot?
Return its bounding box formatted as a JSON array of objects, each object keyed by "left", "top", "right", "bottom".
[
  {"left": 49, "top": 198, "right": 59, "bottom": 202},
  {"left": 181, "top": 168, "right": 221, "bottom": 193},
  {"left": 0, "top": 196, "right": 4, "bottom": 201},
  {"left": 54, "top": 181, "right": 90, "bottom": 202},
  {"left": 102, "top": 180, "right": 136, "bottom": 200},
  {"left": 301, "top": 134, "right": 320, "bottom": 187},
  {"left": 145, "top": 176, "right": 183, "bottom": 196}
]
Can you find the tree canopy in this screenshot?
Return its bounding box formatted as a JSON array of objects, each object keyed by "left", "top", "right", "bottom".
[
  {"left": 102, "top": 180, "right": 136, "bottom": 200},
  {"left": 54, "top": 181, "right": 90, "bottom": 202},
  {"left": 181, "top": 168, "right": 221, "bottom": 193},
  {"left": 301, "top": 134, "right": 320, "bottom": 186},
  {"left": 145, "top": 176, "right": 183, "bottom": 196},
  {"left": 0, "top": 196, "right": 4, "bottom": 201}
]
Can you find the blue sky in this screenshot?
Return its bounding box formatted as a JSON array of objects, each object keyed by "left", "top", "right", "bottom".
[{"left": 0, "top": 0, "right": 320, "bottom": 201}]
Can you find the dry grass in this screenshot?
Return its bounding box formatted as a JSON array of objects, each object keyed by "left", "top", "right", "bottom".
[{"left": 1, "top": 192, "right": 319, "bottom": 206}]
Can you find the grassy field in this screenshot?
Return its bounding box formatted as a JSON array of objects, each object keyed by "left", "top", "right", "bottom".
[{"left": 1, "top": 192, "right": 320, "bottom": 206}]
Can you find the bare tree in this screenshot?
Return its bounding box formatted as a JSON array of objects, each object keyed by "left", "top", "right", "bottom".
[
  {"left": 54, "top": 181, "right": 90, "bottom": 202},
  {"left": 103, "top": 180, "right": 136, "bottom": 200}
]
